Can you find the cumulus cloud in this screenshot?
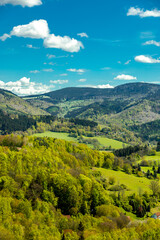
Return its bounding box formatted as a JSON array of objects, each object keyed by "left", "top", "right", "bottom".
[
  {"left": 11, "top": 20, "right": 49, "bottom": 39},
  {"left": 114, "top": 74, "right": 137, "bottom": 80},
  {"left": 50, "top": 80, "right": 68, "bottom": 84},
  {"left": 127, "top": 7, "right": 160, "bottom": 18},
  {"left": 0, "top": 20, "right": 49, "bottom": 41},
  {"left": 44, "top": 34, "right": 84, "bottom": 53},
  {"left": 143, "top": 40, "right": 160, "bottom": 47},
  {"left": 135, "top": 55, "right": 160, "bottom": 63},
  {"left": 67, "top": 68, "right": 86, "bottom": 73},
  {"left": 0, "top": 19, "right": 83, "bottom": 53},
  {"left": 78, "top": 79, "right": 86, "bottom": 82},
  {"left": 0, "top": 77, "right": 53, "bottom": 96},
  {"left": 0, "top": 0, "right": 42, "bottom": 7},
  {"left": 77, "top": 32, "right": 88, "bottom": 38}
]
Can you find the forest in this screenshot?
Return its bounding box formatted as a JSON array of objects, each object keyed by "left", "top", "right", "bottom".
[{"left": 0, "top": 135, "right": 159, "bottom": 239}]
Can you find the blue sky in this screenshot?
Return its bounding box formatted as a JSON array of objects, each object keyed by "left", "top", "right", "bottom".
[{"left": 0, "top": 0, "right": 160, "bottom": 95}]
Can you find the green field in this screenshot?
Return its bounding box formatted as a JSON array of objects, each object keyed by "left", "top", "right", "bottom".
[
  {"left": 33, "top": 131, "right": 126, "bottom": 149},
  {"left": 96, "top": 168, "right": 152, "bottom": 195},
  {"left": 143, "top": 152, "right": 160, "bottom": 162},
  {"left": 84, "top": 136, "right": 127, "bottom": 149},
  {"left": 33, "top": 131, "right": 78, "bottom": 142}
]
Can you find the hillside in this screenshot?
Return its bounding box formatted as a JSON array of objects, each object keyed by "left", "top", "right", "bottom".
[
  {"left": 23, "top": 83, "right": 160, "bottom": 142},
  {"left": 0, "top": 89, "right": 48, "bottom": 115},
  {"left": 24, "top": 82, "right": 160, "bottom": 102},
  {"left": 0, "top": 135, "right": 159, "bottom": 239}
]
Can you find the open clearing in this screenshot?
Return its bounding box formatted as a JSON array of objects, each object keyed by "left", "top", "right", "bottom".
[
  {"left": 84, "top": 136, "right": 127, "bottom": 149},
  {"left": 33, "top": 131, "right": 126, "bottom": 149},
  {"left": 33, "top": 131, "right": 123, "bottom": 149},
  {"left": 95, "top": 168, "right": 152, "bottom": 195}
]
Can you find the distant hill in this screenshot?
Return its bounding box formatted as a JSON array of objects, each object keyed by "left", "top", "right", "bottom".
[
  {"left": 24, "top": 82, "right": 160, "bottom": 102},
  {"left": 0, "top": 89, "right": 48, "bottom": 115},
  {"left": 23, "top": 82, "right": 160, "bottom": 119},
  {"left": 22, "top": 82, "right": 160, "bottom": 142}
]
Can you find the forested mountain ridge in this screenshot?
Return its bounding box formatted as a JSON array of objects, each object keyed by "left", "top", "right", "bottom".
[
  {"left": 1, "top": 82, "right": 160, "bottom": 142},
  {"left": 25, "top": 82, "right": 160, "bottom": 102},
  {"left": 22, "top": 83, "right": 160, "bottom": 142},
  {"left": 0, "top": 89, "right": 48, "bottom": 115}
]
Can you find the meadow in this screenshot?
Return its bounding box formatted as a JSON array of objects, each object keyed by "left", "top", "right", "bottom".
[
  {"left": 33, "top": 131, "right": 126, "bottom": 149},
  {"left": 96, "top": 168, "right": 152, "bottom": 195}
]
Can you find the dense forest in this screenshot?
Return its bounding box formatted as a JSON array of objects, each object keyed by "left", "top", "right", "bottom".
[{"left": 0, "top": 135, "right": 159, "bottom": 239}]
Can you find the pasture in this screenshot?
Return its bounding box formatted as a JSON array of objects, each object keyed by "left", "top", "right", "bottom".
[
  {"left": 95, "top": 168, "right": 152, "bottom": 195},
  {"left": 33, "top": 131, "right": 126, "bottom": 149}
]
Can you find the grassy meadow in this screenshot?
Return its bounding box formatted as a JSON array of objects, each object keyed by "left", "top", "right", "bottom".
[
  {"left": 96, "top": 168, "right": 152, "bottom": 195},
  {"left": 33, "top": 131, "right": 126, "bottom": 149}
]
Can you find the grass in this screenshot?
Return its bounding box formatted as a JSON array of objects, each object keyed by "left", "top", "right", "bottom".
[
  {"left": 95, "top": 168, "right": 152, "bottom": 195},
  {"left": 143, "top": 152, "right": 160, "bottom": 162},
  {"left": 84, "top": 136, "right": 127, "bottom": 149},
  {"left": 33, "top": 131, "right": 78, "bottom": 142},
  {"left": 33, "top": 131, "right": 126, "bottom": 150}
]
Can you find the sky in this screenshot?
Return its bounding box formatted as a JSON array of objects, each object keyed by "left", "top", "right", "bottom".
[{"left": 0, "top": 0, "right": 160, "bottom": 95}]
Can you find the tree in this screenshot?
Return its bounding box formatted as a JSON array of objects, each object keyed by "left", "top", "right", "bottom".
[
  {"left": 149, "top": 180, "right": 160, "bottom": 196},
  {"left": 157, "top": 141, "right": 160, "bottom": 151}
]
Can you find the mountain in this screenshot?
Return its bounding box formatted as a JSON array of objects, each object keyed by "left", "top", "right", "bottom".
[
  {"left": 0, "top": 89, "right": 48, "bottom": 115},
  {"left": 24, "top": 82, "right": 160, "bottom": 102},
  {"left": 23, "top": 82, "right": 160, "bottom": 142},
  {"left": 24, "top": 82, "right": 160, "bottom": 119}
]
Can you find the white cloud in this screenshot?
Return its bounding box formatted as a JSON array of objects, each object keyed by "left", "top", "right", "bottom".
[
  {"left": 143, "top": 40, "right": 160, "bottom": 47},
  {"left": 11, "top": 20, "right": 49, "bottom": 39},
  {"left": 0, "top": 19, "right": 84, "bottom": 53},
  {"left": 67, "top": 68, "right": 86, "bottom": 73},
  {"left": 125, "top": 60, "right": 131, "bottom": 65},
  {"left": 60, "top": 73, "right": 68, "bottom": 76},
  {"left": 78, "top": 79, "right": 86, "bottom": 82},
  {"left": 46, "top": 54, "right": 56, "bottom": 59},
  {"left": 127, "top": 7, "right": 160, "bottom": 18},
  {"left": 0, "top": 0, "right": 42, "bottom": 7},
  {"left": 114, "top": 74, "right": 137, "bottom": 80},
  {"left": 47, "top": 54, "right": 69, "bottom": 59},
  {"left": 50, "top": 80, "right": 68, "bottom": 84},
  {"left": 44, "top": 34, "right": 84, "bottom": 53},
  {"left": 30, "top": 70, "right": 40, "bottom": 73},
  {"left": 96, "top": 84, "right": 114, "bottom": 89},
  {"left": 140, "top": 31, "right": 155, "bottom": 39},
  {"left": 26, "top": 44, "right": 39, "bottom": 49},
  {"left": 0, "top": 77, "right": 53, "bottom": 96},
  {"left": 79, "top": 84, "right": 114, "bottom": 89},
  {"left": 43, "top": 69, "right": 54, "bottom": 72},
  {"left": 77, "top": 32, "right": 88, "bottom": 38},
  {"left": 135, "top": 55, "right": 160, "bottom": 63},
  {"left": 0, "top": 34, "right": 11, "bottom": 41},
  {"left": 0, "top": 20, "right": 49, "bottom": 41}
]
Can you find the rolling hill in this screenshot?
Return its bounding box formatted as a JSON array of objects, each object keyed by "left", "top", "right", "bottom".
[
  {"left": 22, "top": 82, "right": 160, "bottom": 142},
  {"left": 0, "top": 89, "right": 48, "bottom": 115}
]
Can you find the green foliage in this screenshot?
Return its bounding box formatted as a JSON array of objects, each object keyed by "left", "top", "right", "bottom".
[{"left": 0, "top": 135, "right": 159, "bottom": 239}]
